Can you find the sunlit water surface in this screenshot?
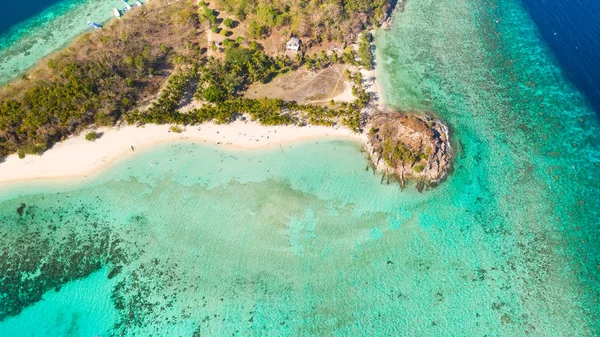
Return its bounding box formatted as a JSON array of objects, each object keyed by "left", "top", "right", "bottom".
[{"left": 0, "top": 0, "right": 599, "bottom": 335}]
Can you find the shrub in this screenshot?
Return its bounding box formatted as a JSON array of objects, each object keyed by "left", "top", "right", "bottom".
[
  {"left": 413, "top": 164, "right": 425, "bottom": 173},
  {"left": 85, "top": 132, "right": 99, "bottom": 141},
  {"left": 17, "top": 144, "right": 46, "bottom": 159},
  {"left": 169, "top": 125, "right": 183, "bottom": 133}
]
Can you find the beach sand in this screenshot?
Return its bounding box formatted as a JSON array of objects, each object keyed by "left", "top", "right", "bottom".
[{"left": 0, "top": 122, "right": 364, "bottom": 185}]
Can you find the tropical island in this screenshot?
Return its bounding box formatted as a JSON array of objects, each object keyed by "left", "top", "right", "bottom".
[{"left": 0, "top": 0, "right": 451, "bottom": 187}]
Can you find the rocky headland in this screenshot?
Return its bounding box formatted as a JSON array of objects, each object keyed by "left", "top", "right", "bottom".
[{"left": 365, "top": 112, "right": 452, "bottom": 189}]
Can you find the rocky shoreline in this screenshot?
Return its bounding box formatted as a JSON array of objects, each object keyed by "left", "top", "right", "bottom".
[
  {"left": 364, "top": 112, "right": 452, "bottom": 189},
  {"left": 381, "top": 0, "right": 405, "bottom": 31}
]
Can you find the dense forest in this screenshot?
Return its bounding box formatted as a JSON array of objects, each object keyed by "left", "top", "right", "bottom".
[
  {"left": 0, "top": 0, "right": 387, "bottom": 159},
  {"left": 0, "top": 0, "right": 200, "bottom": 158}
]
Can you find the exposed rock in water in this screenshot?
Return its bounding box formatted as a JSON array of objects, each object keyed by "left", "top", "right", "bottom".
[
  {"left": 380, "top": 0, "right": 405, "bottom": 31},
  {"left": 366, "top": 112, "right": 452, "bottom": 188}
]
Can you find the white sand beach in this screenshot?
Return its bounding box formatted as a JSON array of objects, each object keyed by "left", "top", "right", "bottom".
[{"left": 0, "top": 122, "right": 364, "bottom": 185}]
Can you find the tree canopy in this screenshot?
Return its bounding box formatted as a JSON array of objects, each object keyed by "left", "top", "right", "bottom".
[{"left": 0, "top": 0, "right": 384, "bottom": 159}]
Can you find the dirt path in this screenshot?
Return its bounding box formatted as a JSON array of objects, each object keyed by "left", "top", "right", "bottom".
[
  {"left": 206, "top": 29, "right": 214, "bottom": 57},
  {"left": 305, "top": 65, "right": 352, "bottom": 104},
  {"left": 328, "top": 65, "right": 347, "bottom": 99}
]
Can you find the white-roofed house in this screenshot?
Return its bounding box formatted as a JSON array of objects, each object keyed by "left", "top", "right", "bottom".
[{"left": 286, "top": 37, "right": 301, "bottom": 52}]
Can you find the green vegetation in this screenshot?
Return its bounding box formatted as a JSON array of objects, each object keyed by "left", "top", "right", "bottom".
[
  {"left": 124, "top": 43, "right": 369, "bottom": 132},
  {"left": 0, "top": 0, "right": 385, "bottom": 159},
  {"left": 249, "top": 20, "right": 268, "bottom": 39},
  {"left": 0, "top": 0, "right": 199, "bottom": 159},
  {"left": 215, "top": 0, "right": 389, "bottom": 44},
  {"left": 169, "top": 125, "right": 184, "bottom": 133},
  {"left": 85, "top": 132, "right": 99, "bottom": 141},
  {"left": 358, "top": 32, "right": 373, "bottom": 69},
  {"left": 195, "top": 44, "right": 294, "bottom": 101},
  {"left": 126, "top": 96, "right": 363, "bottom": 132},
  {"left": 382, "top": 139, "right": 422, "bottom": 169},
  {"left": 17, "top": 144, "right": 45, "bottom": 159},
  {"left": 413, "top": 164, "right": 425, "bottom": 173},
  {"left": 199, "top": 2, "right": 217, "bottom": 26},
  {"left": 223, "top": 18, "right": 234, "bottom": 28}
]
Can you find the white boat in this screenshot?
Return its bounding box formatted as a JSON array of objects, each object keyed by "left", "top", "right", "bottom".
[
  {"left": 87, "top": 21, "right": 102, "bottom": 30},
  {"left": 122, "top": 0, "right": 132, "bottom": 10},
  {"left": 113, "top": 8, "right": 121, "bottom": 18},
  {"left": 136, "top": 1, "right": 143, "bottom": 6}
]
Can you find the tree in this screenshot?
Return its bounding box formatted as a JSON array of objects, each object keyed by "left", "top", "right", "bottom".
[
  {"left": 203, "top": 85, "right": 227, "bottom": 102},
  {"left": 249, "top": 21, "right": 267, "bottom": 39},
  {"left": 342, "top": 47, "right": 356, "bottom": 65},
  {"left": 331, "top": 52, "right": 339, "bottom": 64},
  {"left": 358, "top": 32, "right": 373, "bottom": 69},
  {"left": 223, "top": 18, "right": 234, "bottom": 28},
  {"left": 257, "top": 4, "right": 277, "bottom": 27},
  {"left": 200, "top": 5, "right": 217, "bottom": 25}
]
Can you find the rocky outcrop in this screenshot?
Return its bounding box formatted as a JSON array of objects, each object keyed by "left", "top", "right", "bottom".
[
  {"left": 365, "top": 112, "right": 452, "bottom": 188},
  {"left": 380, "top": 0, "right": 405, "bottom": 31}
]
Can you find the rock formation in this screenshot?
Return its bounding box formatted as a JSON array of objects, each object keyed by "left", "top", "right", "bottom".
[{"left": 365, "top": 112, "right": 452, "bottom": 188}]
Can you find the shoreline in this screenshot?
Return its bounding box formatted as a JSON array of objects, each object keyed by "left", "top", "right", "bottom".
[
  {"left": 0, "top": 1, "right": 390, "bottom": 188},
  {"left": 0, "top": 0, "right": 118, "bottom": 87},
  {"left": 0, "top": 122, "right": 364, "bottom": 186},
  {"left": 0, "top": 57, "right": 386, "bottom": 188}
]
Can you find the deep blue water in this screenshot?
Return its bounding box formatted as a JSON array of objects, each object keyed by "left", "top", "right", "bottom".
[
  {"left": 0, "top": 0, "right": 63, "bottom": 36},
  {"left": 521, "top": 0, "right": 600, "bottom": 115}
]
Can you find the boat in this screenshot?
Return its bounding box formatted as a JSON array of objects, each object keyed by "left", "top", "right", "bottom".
[
  {"left": 113, "top": 8, "right": 121, "bottom": 18},
  {"left": 136, "top": 1, "right": 143, "bottom": 6},
  {"left": 87, "top": 21, "right": 102, "bottom": 30},
  {"left": 122, "top": 0, "right": 132, "bottom": 11}
]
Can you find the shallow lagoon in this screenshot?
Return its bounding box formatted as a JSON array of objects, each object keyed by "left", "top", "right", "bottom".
[
  {"left": 0, "top": 134, "right": 597, "bottom": 335},
  {"left": 0, "top": 0, "right": 123, "bottom": 85}
]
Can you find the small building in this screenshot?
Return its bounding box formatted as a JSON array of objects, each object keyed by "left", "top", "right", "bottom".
[{"left": 286, "top": 37, "right": 301, "bottom": 52}]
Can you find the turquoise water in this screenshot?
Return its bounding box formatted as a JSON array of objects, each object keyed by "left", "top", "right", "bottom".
[
  {"left": 1, "top": 0, "right": 600, "bottom": 336},
  {"left": 0, "top": 268, "right": 118, "bottom": 336},
  {"left": 0, "top": 0, "right": 121, "bottom": 86},
  {"left": 376, "top": 0, "right": 600, "bottom": 332}
]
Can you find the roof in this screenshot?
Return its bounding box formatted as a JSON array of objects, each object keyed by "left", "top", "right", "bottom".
[{"left": 287, "top": 37, "right": 300, "bottom": 46}]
